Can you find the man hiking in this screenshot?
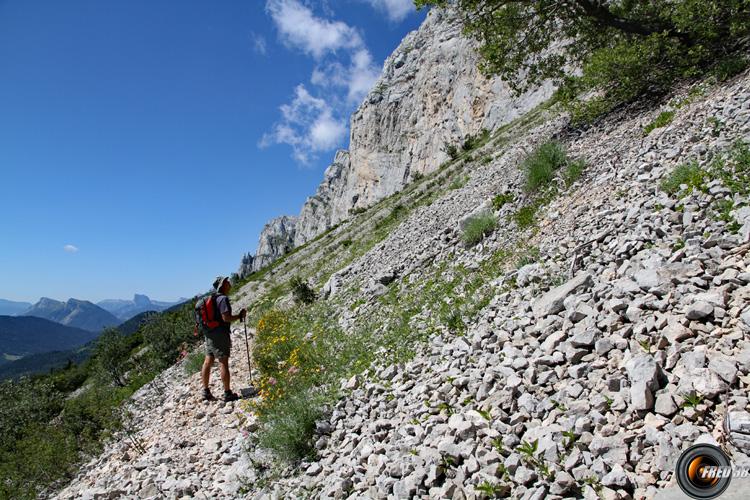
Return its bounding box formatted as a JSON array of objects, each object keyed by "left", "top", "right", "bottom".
[{"left": 201, "top": 276, "right": 246, "bottom": 402}]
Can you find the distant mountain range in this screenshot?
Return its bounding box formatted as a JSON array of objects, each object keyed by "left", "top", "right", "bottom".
[
  {"left": 0, "top": 315, "right": 101, "bottom": 362},
  {"left": 0, "top": 299, "right": 32, "bottom": 316},
  {"left": 0, "top": 295, "right": 190, "bottom": 380},
  {"left": 0, "top": 310, "right": 161, "bottom": 381},
  {"left": 97, "top": 294, "right": 183, "bottom": 321},
  {"left": 21, "top": 298, "right": 120, "bottom": 332}
]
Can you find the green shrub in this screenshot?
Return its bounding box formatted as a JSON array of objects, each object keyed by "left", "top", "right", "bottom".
[
  {"left": 462, "top": 213, "right": 497, "bottom": 246},
  {"left": 411, "top": 171, "right": 424, "bottom": 181},
  {"left": 708, "top": 117, "right": 724, "bottom": 137},
  {"left": 563, "top": 159, "right": 586, "bottom": 187},
  {"left": 449, "top": 175, "right": 469, "bottom": 190},
  {"left": 461, "top": 129, "right": 490, "bottom": 152},
  {"left": 660, "top": 161, "right": 707, "bottom": 194},
  {"left": 139, "top": 303, "right": 196, "bottom": 370},
  {"left": 184, "top": 351, "right": 205, "bottom": 375},
  {"left": 93, "top": 327, "right": 131, "bottom": 387},
  {"left": 523, "top": 142, "right": 567, "bottom": 192},
  {"left": 290, "top": 276, "right": 316, "bottom": 305},
  {"left": 374, "top": 203, "right": 407, "bottom": 231},
  {"left": 444, "top": 142, "right": 460, "bottom": 160},
  {"left": 644, "top": 110, "right": 676, "bottom": 134},
  {"left": 512, "top": 204, "right": 539, "bottom": 229},
  {"left": 713, "top": 53, "right": 748, "bottom": 81},
  {"left": 341, "top": 238, "right": 353, "bottom": 248},
  {"left": 492, "top": 192, "right": 515, "bottom": 210},
  {"left": 256, "top": 388, "right": 328, "bottom": 461},
  {"left": 717, "top": 141, "right": 750, "bottom": 195},
  {"left": 252, "top": 304, "right": 373, "bottom": 461}
]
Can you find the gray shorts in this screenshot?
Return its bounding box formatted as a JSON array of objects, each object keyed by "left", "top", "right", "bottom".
[{"left": 205, "top": 329, "right": 231, "bottom": 358}]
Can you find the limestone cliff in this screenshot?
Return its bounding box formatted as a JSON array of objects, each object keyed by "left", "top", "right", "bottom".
[
  {"left": 242, "top": 7, "right": 553, "bottom": 269},
  {"left": 293, "top": 150, "right": 351, "bottom": 247},
  {"left": 247, "top": 215, "right": 297, "bottom": 275}
]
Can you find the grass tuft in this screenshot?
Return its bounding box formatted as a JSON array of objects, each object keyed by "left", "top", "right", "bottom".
[
  {"left": 492, "top": 192, "right": 515, "bottom": 210},
  {"left": 523, "top": 142, "right": 568, "bottom": 192},
  {"left": 462, "top": 213, "right": 497, "bottom": 246},
  {"left": 563, "top": 159, "right": 586, "bottom": 187},
  {"left": 643, "top": 110, "right": 675, "bottom": 134},
  {"left": 660, "top": 161, "right": 707, "bottom": 195}
]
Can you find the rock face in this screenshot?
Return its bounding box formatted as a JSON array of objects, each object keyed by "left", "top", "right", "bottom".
[
  {"left": 334, "top": 8, "right": 551, "bottom": 222},
  {"left": 246, "top": 215, "right": 298, "bottom": 274},
  {"left": 293, "top": 150, "right": 351, "bottom": 247},
  {"left": 236, "top": 252, "right": 254, "bottom": 279},
  {"left": 241, "top": 7, "right": 554, "bottom": 270}
]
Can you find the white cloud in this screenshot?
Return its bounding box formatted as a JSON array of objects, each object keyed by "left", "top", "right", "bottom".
[
  {"left": 346, "top": 49, "right": 380, "bottom": 103},
  {"left": 63, "top": 244, "right": 79, "bottom": 253},
  {"left": 364, "top": 0, "right": 414, "bottom": 22},
  {"left": 311, "top": 61, "right": 347, "bottom": 88},
  {"left": 263, "top": 0, "right": 383, "bottom": 163},
  {"left": 266, "top": 0, "right": 362, "bottom": 59},
  {"left": 260, "top": 85, "right": 347, "bottom": 164},
  {"left": 251, "top": 32, "right": 267, "bottom": 55},
  {"left": 309, "top": 110, "right": 347, "bottom": 150}
]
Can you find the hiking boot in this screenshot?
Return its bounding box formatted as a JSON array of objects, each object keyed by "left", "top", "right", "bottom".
[
  {"left": 223, "top": 390, "right": 240, "bottom": 402},
  {"left": 201, "top": 388, "right": 216, "bottom": 401}
]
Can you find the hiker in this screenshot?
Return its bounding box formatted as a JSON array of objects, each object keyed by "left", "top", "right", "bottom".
[{"left": 200, "top": 276, "right": 246, "bottom": 402}]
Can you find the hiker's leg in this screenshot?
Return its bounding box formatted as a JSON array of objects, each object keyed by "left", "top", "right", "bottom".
[
  {"left": 218, "top": 356, "right": 231, "bottom": 392},
  {"left": 201, "top": 354, "right": 215, "bottom": 389}
]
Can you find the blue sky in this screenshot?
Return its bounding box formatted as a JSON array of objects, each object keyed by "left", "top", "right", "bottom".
[{"left": 0, "top": 0, "right": 426, "bottom": 303}]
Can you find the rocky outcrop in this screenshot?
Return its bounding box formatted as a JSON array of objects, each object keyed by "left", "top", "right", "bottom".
[
  {"left": 243, "top": 7, "right": 554, "bottom": 266},
  {"left": 333, "top": 8, "right": 551, "bottom": 223},
  {"left": 247, "top": 215, "right": 298, "bottom": 274},
  {"left": 293, "top": 150, "right": 351, "bottom": 247},
  {"left": 236, "top": 252, "right": 255, "bottom": 279}
]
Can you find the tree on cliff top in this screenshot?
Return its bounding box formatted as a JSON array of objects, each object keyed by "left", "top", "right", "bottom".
[{"left": 416, "top": 0, "right": 750, "bottom": 121}]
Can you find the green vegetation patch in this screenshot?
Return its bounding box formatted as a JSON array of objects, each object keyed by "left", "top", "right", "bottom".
[
  {"left": 183, "top": 351, "right": 205, "bottom": 375},
  {"left": 563, "top": 159, "right": 586, "bottom": 188},
  {"left": 523, "top": 142, "right": 568, "bottom": 192},
  {"left": 661, "top": 140, "right": 750, "bottom": 233},
  {"left": 492, "top": 192, "right": 515, "bottom": 210},
  {"left": 0, "top": 302, "right": 200, "bottom": 498},
  {"left": 522, "top": 141, "right": 585, "bottom": 193},
  {"left": 462, "top": 213, "right": 498, "bottom": 246},
  {"left": 644, "top": 110, "right": 676, "bottom": 135},
  {"left": 660, "top": 161, "right": 708, "bottom": 195}
]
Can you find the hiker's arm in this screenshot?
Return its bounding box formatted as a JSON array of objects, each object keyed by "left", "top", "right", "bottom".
[{"left": 222, "top": 308, "right": 247, "bottom": 323}]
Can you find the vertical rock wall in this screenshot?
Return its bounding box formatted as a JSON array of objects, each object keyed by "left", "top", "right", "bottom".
[{"left": 242, "top": 7, "right": 554, "bottom": 272}]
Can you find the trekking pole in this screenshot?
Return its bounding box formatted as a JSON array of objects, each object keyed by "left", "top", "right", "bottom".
[{"left": 243, "top": 317, "right": 253, "bottom": 387}]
